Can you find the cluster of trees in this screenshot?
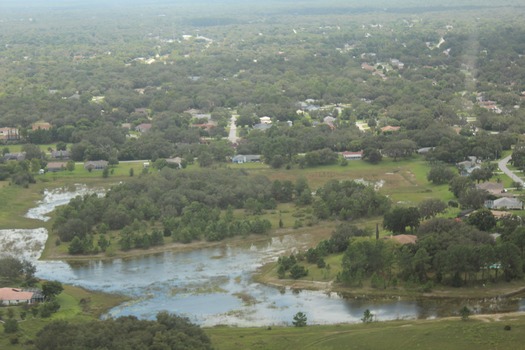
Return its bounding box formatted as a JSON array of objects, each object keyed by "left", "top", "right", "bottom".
[
  {"left": 53, "top": 169, "right": 289, "bottom": 253},
  {"left": 35, "top": 312, "right": 212, "bottom": 350},
  {"left": 339, "top": 216, "right": 525, "bottom": 288},
  {"left": 0, "top": 256, "right": 36, "bottom": 286},
  {"left": 313, "top": 180, "right": 391, "bottom": 220}
]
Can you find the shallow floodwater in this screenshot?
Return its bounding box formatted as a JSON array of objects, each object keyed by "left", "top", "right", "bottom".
[{"left": 2, "top": 186, "right": 525, "bottom": 326}]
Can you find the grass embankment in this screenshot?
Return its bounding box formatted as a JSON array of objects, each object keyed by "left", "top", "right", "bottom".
[
  {"left": 206, "top": 313, "right": 525, "bottom": 350},
  {"left": 0, "top": 285, "right": 127, "bottom": 350}
]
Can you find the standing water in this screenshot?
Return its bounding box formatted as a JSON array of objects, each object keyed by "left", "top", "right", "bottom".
[{"left": 2, "top": 186, "right": 524, "bottom": 326}]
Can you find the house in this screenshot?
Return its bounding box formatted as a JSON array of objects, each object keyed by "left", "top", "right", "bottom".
[
  {"left": 0, "top": 127, "right": 20, "bottom": 141},
  {"left": 476, "top": 182, "right": 505, "bottom": 196},
  {"left": 342, "top": 151, "right": 363, "bottom": 160},
  {"left": 135, "top": 123, "right": 152, "bottom": 133},
  {"left": 166, "top": 157, "right": 183, "bottom": 168},
  {"left": 380, "top": 125, "right": 400, "bottom": 133},
  {"left": 3, "top": 152, "right": 26, "bottom": 161},
  {"left": 417, "top": 147, "right": 434, "bottom": 154},
  {"left": 232, "top": 155, "right": 261, "bottom": 163},
  {"left": 252, "top": 123, "right": 272, "bottom": 131},
  {"left": 51, "top": 150, "right": 70, "bottom": 160},
  {"left": 84, "top": 160, "right": 108, "bottom": 171},
  {"left": 0, "top": 288, "right": 40, "bottom": 305},
  {"left": 386, "top": 234, "right": 417, "bottom": 245},
  {"left": 486, "top": 197, "right": 523, "bottom": 210},
  {"left": 323, "top": 116, "right": 336, "bottom": 128},
  {"left": 260, "top": 116, "right": 272, "bottom": 124},
  {"left": 191, "top": 123, "right": 215, "bottom": 131},
  {"left": 31, "top": 121, "right": 52, "bottom": 131},
  {"left": 47, "top": 162, "right": 67, "bottom": 172},
  {"left": 457, "top": 156, "right": 481, "bottom": 176}
]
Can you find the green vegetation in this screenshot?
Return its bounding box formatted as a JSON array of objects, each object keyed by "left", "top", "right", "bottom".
[
  {"left": 206, "top": 314, "right": 525, "bottom": 350},
  {"left": 2, "top": 0, "right": 525, "bottom": 348}
]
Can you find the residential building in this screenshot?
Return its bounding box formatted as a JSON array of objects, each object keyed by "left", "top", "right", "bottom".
[
  {"left": 232, "top": 155, "right": 261, "bottom": 163},
  {"left": 342, "top": 151, "right": 363, "bottom": 160},
  {"left": 0, "top": 288, "right": 43, "bottom": 305},
  {"left": 485, "top": 197, "right": 523, "bottom": 210},
  {"left": 84, "top": 160, "right": 109, "bottom": 171},
  {"left": 0, "top": 127, "right": 20, "bottom": 141},
  {"left": 47, "top": 162, "right": 67, "bottom": 172}
]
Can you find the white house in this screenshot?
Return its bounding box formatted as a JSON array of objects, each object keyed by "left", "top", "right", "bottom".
[
  {"left": 342, "top": 151, "right": 363, "bottom": 160},
  {"left": 486, "top": 197, "right": 523, "bottom": 210},
  {"left": 259, "top": 116, "right": 272, "bottom": 124}
]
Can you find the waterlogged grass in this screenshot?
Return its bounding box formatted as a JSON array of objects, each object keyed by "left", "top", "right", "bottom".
[{"left": 206, "top": 315, "right": 525, "bottom": 350}]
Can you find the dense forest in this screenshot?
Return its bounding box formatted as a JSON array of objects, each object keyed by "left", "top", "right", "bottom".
[{"left": 1, "top": 1, "right": 524, "bottom": 170}]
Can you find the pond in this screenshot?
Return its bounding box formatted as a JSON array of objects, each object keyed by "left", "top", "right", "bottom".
[{"left": 2, "top": 186, "right": 524, "bottom": 326}]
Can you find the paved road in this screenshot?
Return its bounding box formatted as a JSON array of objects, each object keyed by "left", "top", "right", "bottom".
[
  {"left": 498, "top": 154, "right": 524, "bottom": 185},
  {"left": 228, "top": 114, "right": 239, "bottom": 144}
]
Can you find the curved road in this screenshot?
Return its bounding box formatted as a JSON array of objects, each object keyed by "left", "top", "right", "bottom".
[{"left": 498, "top": 154, "right": 523, "bottom": 185}]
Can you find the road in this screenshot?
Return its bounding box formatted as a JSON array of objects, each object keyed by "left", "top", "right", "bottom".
[
  {"left": 498, "top": 154, "right": 523, "bottom": 185},
  {"left": 228, "top": 114, "right": 239, "bottom": 144}
]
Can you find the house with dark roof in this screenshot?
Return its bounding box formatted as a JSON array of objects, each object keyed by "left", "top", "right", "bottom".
[
  {"left": 476, "top": 182, "right": 505, "bottom": 196},
  {"left": 47, "top": 162, "right": 67, "bottom": 172},
  {"left": 3, "top": 152, "right": 26, "bottom": 161},
  {"left": 135, "top": 123, "right": 152, "bottom": 133},
  {"left": 84, "top": 160, "right": 108, "bottom": 171},
  {"left": 51, "top": 150, "right": 70, "bottom": 160}
]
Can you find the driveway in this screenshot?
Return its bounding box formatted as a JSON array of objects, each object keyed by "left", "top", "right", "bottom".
[
  {"left": 498, "top": 155, "right": 524, "bottom": 185},
  {"left": 228, "top": 114, "right": 239, "bottom": 144}
]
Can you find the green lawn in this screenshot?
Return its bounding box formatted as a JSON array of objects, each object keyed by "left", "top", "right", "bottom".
[
  {"left": 206, "top": 315, "right": 525, "bottom": 350},
  {"left": 0, "top": 285, "right": 127, "bottom": 349}
]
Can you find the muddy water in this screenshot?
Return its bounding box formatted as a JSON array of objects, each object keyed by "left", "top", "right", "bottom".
[{"left": 2, "top": 187, "right": 525, "bottom": 326}]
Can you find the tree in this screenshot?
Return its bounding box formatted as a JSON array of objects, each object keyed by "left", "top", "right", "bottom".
[
  {"left": 458, "top": 188, "right": 488, "bottom": 209},
  {"left": 42, "top": 281, "right": 64, "bottom": 300},
  {"left": 35, "top": 312, "right": 212, "bottom": 350},
  {"left": 449, "top": 176, "right": 474, "bottom": 198},
  {"left": 460, "top": 306, "right": 471, "bottom": 321},
  {"left": 3, "top": 319, "right": 18, "bottom": 334},
  {"left": 292, "top": 312, "right": 307, "bottom": 327},
  {"left": 383, "top": 207, "right": 420, "bottom": 234},
  {"left": 427, "top": 163, "right": 455, "bottom": 184},
  {"left": 383, "top": 139, "right": 417, "bottom": 161},
  {"left": 361, "top": 309, "right": 374, "bottom": 323},
  {"left": 66, "top": 160, "right": 75, "bottom": 172},
  {"left": 198, "top": 151, "right": 213, "bottom": 167},
  {"left": 363, "top": 148, "right": 382, "bottom": 164},
  {"left": 418, "top": 199, "right": 447, "bottom": 219},
  {"left": 467, "top": 208, "right": 496, "bottom": 231}
]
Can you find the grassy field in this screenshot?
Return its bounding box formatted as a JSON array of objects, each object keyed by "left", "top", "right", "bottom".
[{"left": 205, "top": 313, "right": 525, "bottom": 350}]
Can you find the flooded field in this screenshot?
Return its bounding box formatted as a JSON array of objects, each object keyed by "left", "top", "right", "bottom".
[{"left": 2, "top": 186, "right": 525, "bottom": 326}]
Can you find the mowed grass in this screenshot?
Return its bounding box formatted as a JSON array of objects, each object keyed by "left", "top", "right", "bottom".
[
  {"left": 206, "top": 315, "right": 525, "bottom": 350},
  {"left": 235, "top": 156, "right": 454, "bottom": 205}
]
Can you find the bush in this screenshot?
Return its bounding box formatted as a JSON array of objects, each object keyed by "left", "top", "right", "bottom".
[{"left": 3, "top": 319, "right": 19, "bottom": 333}]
